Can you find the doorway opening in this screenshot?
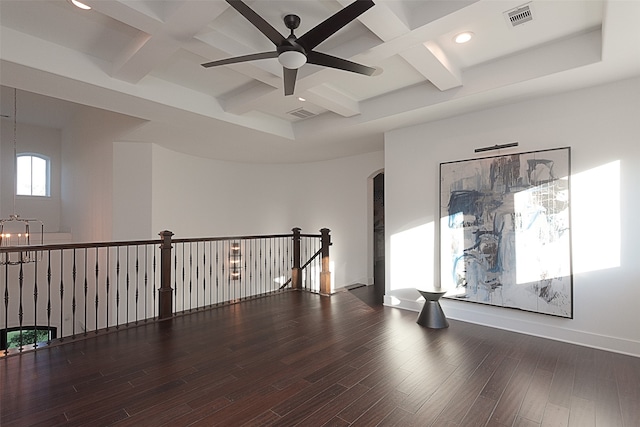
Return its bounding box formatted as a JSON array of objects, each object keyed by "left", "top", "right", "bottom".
[{"left": 373, "top": 172, "right": 385, "bottom": 303}]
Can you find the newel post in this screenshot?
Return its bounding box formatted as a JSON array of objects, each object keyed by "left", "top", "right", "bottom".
[
  {"left": 320, "top": 228, "right": 331, "bottom": 296},
  {"left": 158, "top": 230, "right": 174, "bottom": 319},
  {"left": 291, "top": 227, "right": 302, "bottom": 290}
]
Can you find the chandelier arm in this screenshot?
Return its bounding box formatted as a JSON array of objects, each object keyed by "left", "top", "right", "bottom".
[{"left": 13, "top": 88, "right": 17, "bottom": 217}]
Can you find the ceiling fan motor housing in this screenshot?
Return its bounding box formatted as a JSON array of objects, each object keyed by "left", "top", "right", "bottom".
[
  {"left": 202, "top": 0, "right": 376, "bottom": 95},
  {"left": 284, "top": 14, "right": 301, "bottom": 31}
]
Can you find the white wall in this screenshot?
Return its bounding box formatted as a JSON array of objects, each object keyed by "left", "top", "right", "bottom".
[
  {"left": 112, "top": 142, "right": 153, "bottom": 240},
  {"left": 1, "top": 119, "right": 61, "bottom": 232},
  {"left": 112, "top": 143, "right": 384, "bottom": 288},
  {"left": 61, "top": 109, "right": 144, "bottom": 242},
  {"left": 385, "top": 76, "right": 640, "bottom": 356}
]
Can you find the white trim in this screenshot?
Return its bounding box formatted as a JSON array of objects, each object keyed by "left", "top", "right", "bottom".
[{"left": 385, "top": 292, "right": 640, "bottom": 357}]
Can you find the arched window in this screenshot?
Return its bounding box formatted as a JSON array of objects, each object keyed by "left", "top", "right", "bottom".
[{"left": 16, "top": 153, "right": 50, "bottom": 197}]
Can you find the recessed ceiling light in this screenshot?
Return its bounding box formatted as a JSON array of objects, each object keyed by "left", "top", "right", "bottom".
[
  {"left": 69, "top": 0, "right": 91, "bottom": 10},
  {"left": 454, "top": 32, "right": 474, "bottom": 44},
  {"left": 298, "top": 97, "right": 306, "bottom": 102}
]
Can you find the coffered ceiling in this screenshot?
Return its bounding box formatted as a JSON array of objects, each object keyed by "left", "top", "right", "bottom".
[{"left": 1, "top": 0, "right": 639, "bottom": 162}]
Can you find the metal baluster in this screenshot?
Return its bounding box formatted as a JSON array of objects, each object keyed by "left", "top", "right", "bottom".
[
  {"left": 208, "top": 241, "right": 213, "bottom": 306},
  {"left": 288, "top": 236, "right": 292, "bottom": 289},
  {"left": 303, "top": 237, "right": 307, "bottom": 290},
  {"left": 197, "top": 242, "right": 201, "bottom": 309},
  {"left": 182, "top": 243, "right": 185, "bottom": 312},
  {"left": 144, "top": 245, "right": 148, "bottom": 321},
  {"left": 238, "top": 240, "right": 241, "bottom": 299},
  {"left": 202, "top": 242, "right": 206, "bottom": 308},
  {"left": 135, "top": 245, "right": 139, "bottom": 324},
  {"left": 33, "top": 256, "right": 39, "bottom": 349},
  {"left": 197, "top": 242, "right": 200, "bottom": 306},
  {"left": 226, "top": 240, "right": 231, "bottom": 302},
  {"left": 46, "top": 251, "right": 52, "bottom": 345},
  {"left": 282, "top": 237, "right": 286, "bottom": 290},
  {"left": 304, "top": 237, "right": 308, "bottom": 290},
  {"left": 173, "top": 243, "right": 178, "bottom": 313},
  {"left": 243, "top": 240, "right": 248, "bottom": 299},
  {"left": 309, "top": 238, "right": 313, "bottom": 291},
  {"left": 189, "top": 242, "right": 193, "bottom": 312},
  {"left": 276, "top": 238, "right": 280, "bottom": 292},
  {"left": 288, "top": 235, "right": 292, "bottom": 288},
  {"left": 317, "top": 237, "right": 321, "bottom": 292},
  {"left": 261, "top": 239, "right": 265, "bottom": 295},
  {"left": 116, "top": 246, "right": 120, "bottom": 329},
  {"left": 315, "top": 237, "right": 319, "bottom": 292},
  {"left": 269, "top": 238, "right": 273, "bottom": 292},
  {"left": 242, "top": 239, "right": 246, "bottom": 298},
  {"left": 83, "top": 248, "right": 88, "bottom": 336},
  {"left": 152, "top": 247, "right": 157, "bottom": 319},
  {"left": 59, "top": 250, "right": 64, "bottom": 340},
  {"left": 106, "top": 248, "right": 110, "bottom": 331},
  {"left": 249, "top": 239, "right": 254, "bottom": 297},
  {"left": 126, "top": 246, "right": 130, "bottom": 326},
  {"left": 310, "top": 237, "right": 314, "bottom": 290},
  {"left": 71, "top": 249, "right": 77, "bottom": 338},
  {"left": 235, "top": 240, "right": 241, "bottom": 300},
  {"left": 94, "top": 247, "right": 99, "bottom": 333},
  {"left": 279, "top": 237, "right": 283, "bottom": 291},
  {"left": 16, "top": 260, "right": 23, "bottom": 351},
  {"left": 215, "top": 241, "right": 219, "bottom": 304},
  {"left": 2, "top": 259, "right": 7, "bottom": 355}
]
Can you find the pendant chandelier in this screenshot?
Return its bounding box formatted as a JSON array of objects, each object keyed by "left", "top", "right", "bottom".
[{"left": 0, "top": 88, "right": 44, "bottom": 265}]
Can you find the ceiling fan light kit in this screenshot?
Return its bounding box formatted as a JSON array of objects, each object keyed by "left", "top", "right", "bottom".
[
  {"left": 202, "top": 0, "right": 376, "bottom": 96},
  {"left": 69, "top": 0, "right": 91, "bottom": 10},
  {"left": 278, "top": 51, "right": 307, "bottom": 69}
]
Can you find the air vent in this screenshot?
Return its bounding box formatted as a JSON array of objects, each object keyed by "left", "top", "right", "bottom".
[
  {"left": 505, "top": 3, "right": 533, "bottom": 27},
  {"left": 287, "top": 108, "right": 317, "bottom": 119}
]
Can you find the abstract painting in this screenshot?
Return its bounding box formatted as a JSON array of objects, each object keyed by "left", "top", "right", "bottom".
[{"left": 440, "top": 147, "right": 572, "bottom": 318}]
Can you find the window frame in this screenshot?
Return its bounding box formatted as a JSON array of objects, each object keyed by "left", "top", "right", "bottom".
[{"left": 16, "top": 152, "right": 51, "bottom": 197}]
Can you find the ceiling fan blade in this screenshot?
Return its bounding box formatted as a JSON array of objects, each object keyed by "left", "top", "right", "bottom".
[
  {"left": 283, "top": 67, "right": 298, "bottom": 96},
  {"left": 307, "top": 51, "right": 376, "bottom": 76},
  {"left": 202, "top": 51, "right": 278, "bottom": 68},
  {"left": 297, "top": 0, "right": 374, "bottom": 51},
  {"left": 226, "top": 0, "right": 286, "bottom": 46}
]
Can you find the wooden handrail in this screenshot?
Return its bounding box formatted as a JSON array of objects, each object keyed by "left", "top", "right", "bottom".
[
  {"left": 0, "top": 233, "right": 324, "bottom": 254},
  {"left": 0, "top": 239, "right": 161, "bottom": 254},
  {"left": 1, "top": 227, "right": 332, "bottom": 354}
]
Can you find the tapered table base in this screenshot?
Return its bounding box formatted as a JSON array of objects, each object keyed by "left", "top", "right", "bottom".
[{"left": 417, "top": 290, "right": 449, "bottom": 329}]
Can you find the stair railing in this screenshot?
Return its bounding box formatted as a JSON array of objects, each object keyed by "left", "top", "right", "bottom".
[{"left": 0, "top": 227, "right": 330, "bottom": 355}]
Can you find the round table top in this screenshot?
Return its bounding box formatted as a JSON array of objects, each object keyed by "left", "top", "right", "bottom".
[{"left": 417, "top": 289, "right": 447, "bottom": 300}]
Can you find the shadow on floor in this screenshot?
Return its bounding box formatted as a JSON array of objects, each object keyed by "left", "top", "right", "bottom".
[{"left": 345, "top": 284, "right": 384, "bottom": 308}]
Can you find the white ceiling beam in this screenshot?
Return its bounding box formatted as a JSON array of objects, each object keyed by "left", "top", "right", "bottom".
[
  {"left": 222, "top": 83, "right": 279, "bottom": 115},
  {"left": 338, "top": 0, "right": 461, "bottom": 92},
  {"left": 400, "top": 42, "right": 462, "bottom": 91},
  {"left": 111, "top": 35, "right": 180, "bottom": 83},
  {"left": 303, "top": 84, "right": 361, "bottom": 117},
  {"left": 336, "top": 0, "right": 409, "bottom": 42},
  {"left": 82, "top": 0, "right": 162, "bottom": 34},
  {"left": 96, "top": 1, "right": 227, "bottom": 83}
]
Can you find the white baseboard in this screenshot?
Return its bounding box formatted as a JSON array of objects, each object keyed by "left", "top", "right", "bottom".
[{"left": 384, "top": 292, "right": 640, "bottom": 358}]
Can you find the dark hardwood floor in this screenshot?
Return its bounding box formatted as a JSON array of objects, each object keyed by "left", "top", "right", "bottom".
[{"left": 2, "top": 286, "right": 639, "bottom": 426}]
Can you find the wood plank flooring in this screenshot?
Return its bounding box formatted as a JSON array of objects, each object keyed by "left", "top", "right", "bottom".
[{"left": 1, "top": 286, "right": 639, "bottom": 426}]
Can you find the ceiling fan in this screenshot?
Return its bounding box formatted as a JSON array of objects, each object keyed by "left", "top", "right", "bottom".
[{"left": 202, "top": 0, "right": 376, "bottom": 96}]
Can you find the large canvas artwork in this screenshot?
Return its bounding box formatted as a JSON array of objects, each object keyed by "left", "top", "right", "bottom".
[{"left": 440, "top": 147, "right": 572, "bottom": 318}]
